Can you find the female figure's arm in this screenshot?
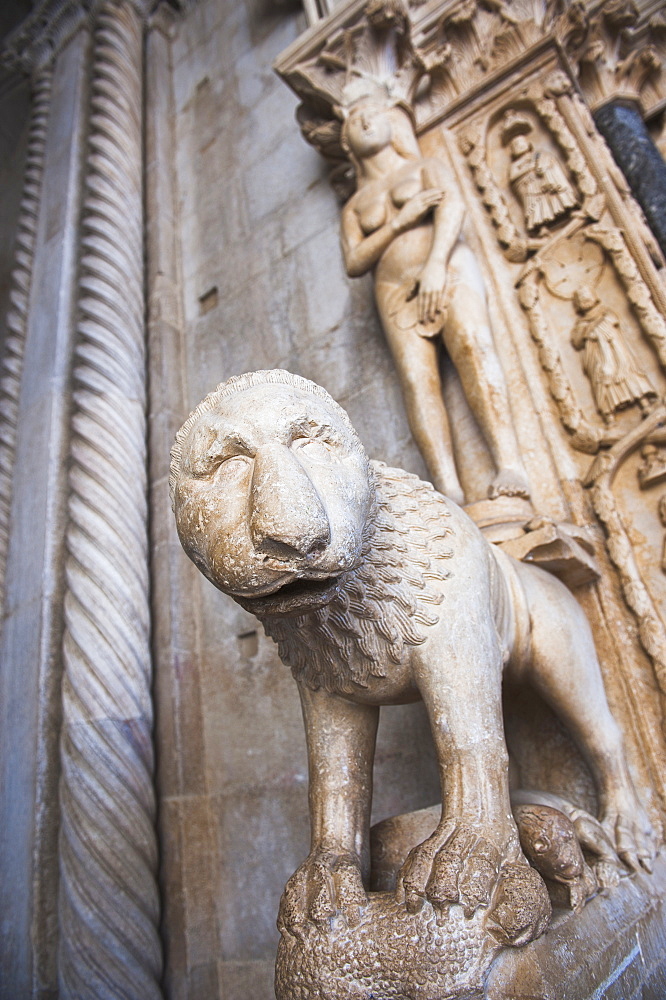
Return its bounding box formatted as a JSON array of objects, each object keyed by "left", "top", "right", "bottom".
[
  {"left": 341, "top": 186, "right": 443, "bottom": 278},
  {"left": 417, "top": 160, "right": 465, "bottom": 324}
]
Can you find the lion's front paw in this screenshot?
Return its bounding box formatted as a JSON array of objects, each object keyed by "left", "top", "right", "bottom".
[
  {"left": 278, "top": 849, "right": 366, "bottom": 936},
  {"left": 397, "top": 822, "right": 507, "bottom": 917}
]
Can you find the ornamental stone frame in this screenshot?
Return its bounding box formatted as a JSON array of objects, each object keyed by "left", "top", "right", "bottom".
[{"left": 3, "top": 0, "right": 666, "bottom": 998}]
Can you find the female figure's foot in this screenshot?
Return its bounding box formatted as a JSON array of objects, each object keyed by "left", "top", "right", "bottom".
[{"left": 488, "top": 467, "right": 531, "bottom": 501}]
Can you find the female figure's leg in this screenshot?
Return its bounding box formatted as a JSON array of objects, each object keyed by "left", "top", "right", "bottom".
[
  {"left": 379, "top": 302, "right": 465, "bottom": 503},
  {"left": 444, "top": 244, "right": 530, "bottom": 499}
]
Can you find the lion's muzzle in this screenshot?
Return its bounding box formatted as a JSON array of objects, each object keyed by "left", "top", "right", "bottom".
[{"left": 249, "top": 445, "right": 331, "bottom": 561}]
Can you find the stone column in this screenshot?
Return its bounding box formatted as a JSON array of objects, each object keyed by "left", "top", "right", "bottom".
[
  {"left": 58, "top": 1, "right": 162, "bottom": 997},
  {"left": 594, "top": 101, "right": 666, "bottom": 258}
]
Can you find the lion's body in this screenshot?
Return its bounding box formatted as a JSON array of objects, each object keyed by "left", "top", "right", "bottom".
[
  {"left": 260, "top": 461, "right": 586, "bottom": 713},
  {"left": 172, "top": 370, "right": 654, "bottom": 944}
]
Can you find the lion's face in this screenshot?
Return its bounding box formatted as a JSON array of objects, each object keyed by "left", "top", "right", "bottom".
[{"left": 172, "top": 382, "right": 373, "bottom": 616}]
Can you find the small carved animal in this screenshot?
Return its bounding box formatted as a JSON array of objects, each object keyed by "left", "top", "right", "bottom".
[
  {"left": 170, "top": 369, "right": 655, "bottom": 945},
  {"left": 512, "top": 803, "right": 596, "bottom": 913}
]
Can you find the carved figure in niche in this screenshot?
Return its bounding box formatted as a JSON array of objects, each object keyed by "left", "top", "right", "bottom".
[
  {"left": 512, "top": 802, "right": 598, "bottom": 913},
  {"left": 171, "top": 370, "right": 655, "bottom": 972},
  {"left": 502, "top": 111, "right": 578, "bottom": 235},
  {"left": 340, "top": 96, "right": 529, "bottom": 505},
  {"left": 571, "top": 286, "right": 656, "bottom": 423}
]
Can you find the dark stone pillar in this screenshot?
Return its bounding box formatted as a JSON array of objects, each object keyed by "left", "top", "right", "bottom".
[{"left": 594, "top": 100, "right": 666, "bottom": 258}]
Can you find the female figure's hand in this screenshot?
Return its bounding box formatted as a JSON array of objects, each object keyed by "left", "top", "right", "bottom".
[
  {"left": 393, "top": 188, "right": 442, "bottom": 235},
  {"left": 417, "top": 259, "right": 447, "bottom": 324}
]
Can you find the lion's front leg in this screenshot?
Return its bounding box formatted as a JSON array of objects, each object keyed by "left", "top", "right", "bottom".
[
  {"left": 398, "top": 629, "right": 550, "bottom": 944},
  {"left": 279, "top": 686, "right": 379, "bottom": 935}
]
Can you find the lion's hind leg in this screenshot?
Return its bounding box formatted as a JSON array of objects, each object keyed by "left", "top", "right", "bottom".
[{"left": 515, "top": 561, "right": 657, "bottom": 873}]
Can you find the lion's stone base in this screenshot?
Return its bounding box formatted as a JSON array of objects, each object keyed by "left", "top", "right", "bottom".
[
  {"left": 275, "top": 856, "right": 666, "bottom": 1000},
  {"left": 275, "top": 892, "right": 500, "bottom": 1000},
  {"left": 486, "top": 851, "right": 666, "bottom": 999}
]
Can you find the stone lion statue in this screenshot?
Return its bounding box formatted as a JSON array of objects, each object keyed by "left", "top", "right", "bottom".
[{"left": 170, "top": 369, "right": 655, "bottom": 991}]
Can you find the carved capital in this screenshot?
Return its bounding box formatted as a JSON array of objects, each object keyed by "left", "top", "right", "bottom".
[
  {"left": 277, "top": 0, "right": 583, "bottom": 178},
  {"left": 277, "top": 0, "right": 666, "bottom": 168},
  {"left": 562, "top": 0, "right": 664, "bottom": 112}
]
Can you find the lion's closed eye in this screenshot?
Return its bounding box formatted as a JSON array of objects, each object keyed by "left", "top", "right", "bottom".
[
  {"left": 292, "top": 437, "right": 337, "bottom": 464},
  {"left": 191, "top": 453, "right": 252, "bottom": 479}
]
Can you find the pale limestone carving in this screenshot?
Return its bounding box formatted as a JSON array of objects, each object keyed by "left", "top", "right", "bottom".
[
  {"left": 0, "top": 68, "right": 52, "bottom": 621},
  {"left": 514, "top": 216, "right": 666, "bottom": 457},
  {"left": 571, "top": 286, "right": 656, "bottom": 422},
  {"left": 516, "top": 248, "right": 603, "bottom": 455},
  {"left": 278, "top": 0, "right": 666, "bottom": 135},
  {"left": 59, "top": 4, "right": 161, "bottom": 997},
  {"left": 340, "top": 95, "right": 529, "bottom": 504},
  {"left": 1, "top": 0, "right": 96, "bottom": 71},
  {"left": 171, "top": 369, "right": 656, "bottom": 998},
  {"left": 371, "top": 791, "right": 623, "bottom": 911},
  {"left": 512, "top": 802, "right": 600, "bottom": 913}
]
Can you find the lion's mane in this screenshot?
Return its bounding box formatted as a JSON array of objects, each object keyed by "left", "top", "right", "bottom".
[{"left": 260, "top": 462, "right": 454, "bottom": 693}]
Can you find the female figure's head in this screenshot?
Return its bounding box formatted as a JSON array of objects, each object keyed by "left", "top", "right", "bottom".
[
  {"left": 340, "top": 97, "right": 419, "bottom": 176},
  {"left": 342, "top": 100, "right": 393, "bottom": 159}
]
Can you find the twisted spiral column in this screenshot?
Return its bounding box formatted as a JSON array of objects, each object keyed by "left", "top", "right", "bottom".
[
  {"left": 0, "top": 68, "right": 53, "bottom": 617},
  {"left": 58, "top": 3, "right": 162, "bottom": 997}
]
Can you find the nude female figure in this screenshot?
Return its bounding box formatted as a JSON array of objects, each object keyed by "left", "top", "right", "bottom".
[{"left": 340, "top": 97, "right": 530, "bottom": 504}]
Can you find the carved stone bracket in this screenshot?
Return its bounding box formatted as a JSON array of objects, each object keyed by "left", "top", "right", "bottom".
[
  {"left": 278, "top": 0, "right": 666, "bottom": 177},
  {"left": 566, "top": 0, "right": 665, "bottom": 113}
]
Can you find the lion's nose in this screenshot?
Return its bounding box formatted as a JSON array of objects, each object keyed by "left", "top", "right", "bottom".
[{"left": 250, "top": 446, "right": 330, "bottom": 559}]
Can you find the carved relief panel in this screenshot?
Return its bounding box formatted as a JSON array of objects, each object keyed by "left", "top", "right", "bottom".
[{"left": 452, "top": 56, "right": 666, "bottom": 732}]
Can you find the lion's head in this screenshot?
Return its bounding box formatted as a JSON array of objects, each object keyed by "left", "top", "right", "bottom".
[{"left": 170, "top": 370, "right": 374, "bottom": 617}]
